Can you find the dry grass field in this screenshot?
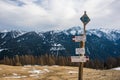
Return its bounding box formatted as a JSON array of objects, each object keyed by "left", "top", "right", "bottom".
[{"left": 0, "top": 64, "right": 120, "bottom": 80}]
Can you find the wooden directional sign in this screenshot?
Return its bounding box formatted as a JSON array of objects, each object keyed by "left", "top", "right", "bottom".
[
  {"left": 80, "top": 11, "right": 90, "bottom": 25},
  {"left": 72, "top": 35, "right": 86, "bottom": 42},
  {"left": 76, "top": 48, "right": 85, "bottom": 55},
  {"left": 71, "top": 56, "right": 89, "bottom": 62}
]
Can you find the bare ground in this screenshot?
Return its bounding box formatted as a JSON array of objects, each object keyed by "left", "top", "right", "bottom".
[{"left": 0, "top": 64, "right": 120, "bottom": 80}]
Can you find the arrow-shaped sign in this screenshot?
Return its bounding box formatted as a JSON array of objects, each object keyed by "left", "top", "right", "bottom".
[
  {"left": 71, "top": 56, "right": 89, "bottom": 62},
  {"left": 72, "top": 35, "right": 86, "bottom": 42}
]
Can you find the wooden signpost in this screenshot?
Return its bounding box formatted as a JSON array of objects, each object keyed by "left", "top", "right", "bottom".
[{"left": 71, "top": 11, "right": 90, "bottom": 80}]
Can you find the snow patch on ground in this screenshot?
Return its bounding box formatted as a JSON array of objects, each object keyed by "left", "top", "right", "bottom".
[
  {"left": 28, "top": 68, "right": 50, "bottom": 78},
  {"left": 28, "top": 68, "right": 50, "bottom": 74},
  {"left": 23, "top": 65, "right": 32, "bottom": 67},
  {"left": 34, "top": 65, "right": 39, "bottom": 66},
  {"left": 5, "top": 76, "right": 27, "bottom": 79},
  {"left": 29, "top": 74, "right": 39, "bottom": 78},
  {"left": 43, "top": 69, "right": 50, "bottom": 72},
  {"left": 4, "top": 73, "right": 27, "bottom": 79},
  {"left": 22, "top": 65, "right": 32, "bottom": 70},
  {"left": 22, "top": 67, "right": 29, "bottom": 70},
  {"left": 28, "top": 69, "right": 44, "bottom": 74},
  {"left": 12, "top": 73, "right": 18, "bottom": 76},
  {"left": 112, "top": 67, "right": 120, "bottom": 70},
  {"left": 5, "top": 76, "right": 21, "bottom": 79},
  {"left": 68, "top": 71, "right": 78, "bottom": 74}
]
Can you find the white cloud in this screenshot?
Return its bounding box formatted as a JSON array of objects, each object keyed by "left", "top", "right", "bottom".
[{"left": 0, "top": 0, "right": 119, "bottom": 31}]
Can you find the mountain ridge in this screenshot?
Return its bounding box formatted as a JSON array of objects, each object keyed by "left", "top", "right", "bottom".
[{"left": 0, "top": 26, "right": 120, "bottom": 60}]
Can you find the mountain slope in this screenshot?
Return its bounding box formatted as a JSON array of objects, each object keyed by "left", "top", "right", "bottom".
[{"left": 0, "top": 27, "right": 120, "bottom": 60}]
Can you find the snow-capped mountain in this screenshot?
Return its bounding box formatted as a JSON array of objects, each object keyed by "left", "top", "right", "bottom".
[
  {"left": 0, "top": 27, "right": 120, "bottom": 60},
  {"left": 0, "top": 30, "right": 26, "bottom": 39},
  {"left": 88, "top": 28, "right": 120, "bottom": 41}
]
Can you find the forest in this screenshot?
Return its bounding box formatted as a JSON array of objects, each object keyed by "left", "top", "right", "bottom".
[{"left": 0, "top": 54, "right": 120, "bottom": 69}]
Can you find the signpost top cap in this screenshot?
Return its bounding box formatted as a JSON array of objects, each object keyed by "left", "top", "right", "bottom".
[{"left": 84, "top": 11, "right": 86, "bottom": 14}]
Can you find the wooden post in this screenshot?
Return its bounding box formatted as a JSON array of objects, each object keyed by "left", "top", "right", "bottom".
[
  {"left": 71, "top": 11, "right": 90, "bottom": 80},
  {"left": 78, "top": 24, "right": 86, "bottom": 80},
  {"left": 79, "top": 62, "right": 84, "bottom": 80}
]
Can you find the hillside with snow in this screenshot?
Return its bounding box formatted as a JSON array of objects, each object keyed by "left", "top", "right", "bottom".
[{"left": 0, "top": 26, "right": 120, "bottom": 60}]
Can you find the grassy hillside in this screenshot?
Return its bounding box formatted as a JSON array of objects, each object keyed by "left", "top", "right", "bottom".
[{"left": 0, "top": 64, "right": 120, "bottom": 80}]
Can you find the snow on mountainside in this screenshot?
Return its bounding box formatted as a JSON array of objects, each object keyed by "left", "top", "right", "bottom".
[
  {"left": 1, "top": 27, "right": 120, "bottom": 40},
  {"left": 0, "top": 49, "right": 7, "bottom": 52},
  {"left": 62, "top": 26, "right": 83, "bottom": 35},
  {"left": 87, "top": 28, "right": 120, "bottom": 41},
  {"left": 0, "top": 30, "right": 26, "bottom": 39},
  {"left": 0, "top": 26, "right": 120, "bottom": 60},
  {"left": 60, "top": 27, "right": 120, "bottom": 41},
  {"left": 0, "top": 30, "right": 8, "bottom": 33}
]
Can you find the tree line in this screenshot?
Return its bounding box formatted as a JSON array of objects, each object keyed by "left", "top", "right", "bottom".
[{"left": 0, "top": 54, "right": 120, "bottom": 69}]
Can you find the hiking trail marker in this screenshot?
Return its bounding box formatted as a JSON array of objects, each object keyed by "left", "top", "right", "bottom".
[
  {"left": 75, "top": 48, "right": 85, "bottom": 55},
  {"left": 71, "top": 11, "right": 90, "bottom": 80},
  {"left": 72, "top": 35, "right": 86, "bottom": 42},
  {"left": 71, "top": 56, "right": 89, "bottom": 62}
]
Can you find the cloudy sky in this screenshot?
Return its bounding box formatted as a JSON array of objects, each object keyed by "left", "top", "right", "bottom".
[{"left": 0, "top": 0, "right": 119, "bottom": 31}]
